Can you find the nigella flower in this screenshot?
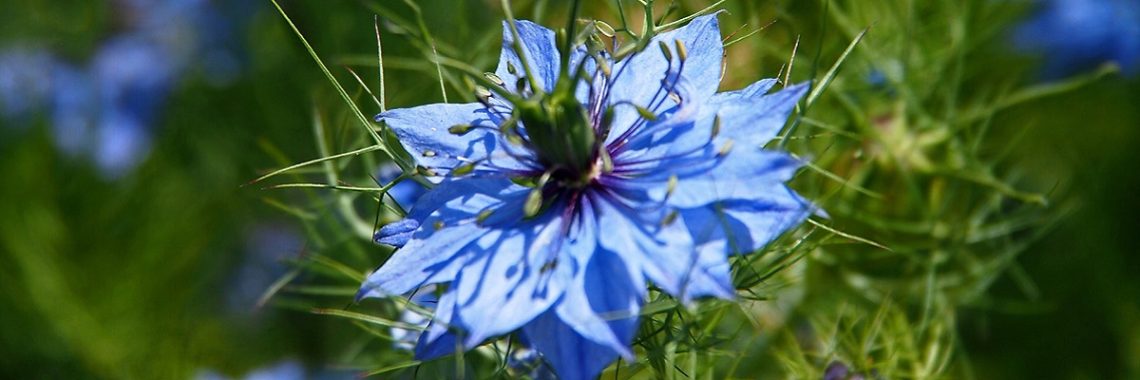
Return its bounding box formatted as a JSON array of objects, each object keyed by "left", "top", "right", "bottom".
[
  {"left": 1013, "top": 0, "right": 1140, "bottom": 78},
  {"left": 358, "top": 13, "right": 813, "bottom": 379}
]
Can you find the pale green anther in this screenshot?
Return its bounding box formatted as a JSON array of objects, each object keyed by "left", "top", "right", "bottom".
[
  {"left": 484, "top": 72, "right": 504, "bottom": 87},
  {"left": 635, "top": 105, "right": 658, "bottom": 121},
  {"left": 660, "top": 210, "right": 679, "bottom": 227},
  {"left": 476, "top": 209, "right": 494, "bottom": 225},
  {"left": 451, "top": 162, "right": 477, "bottom": 176},
  {"left": 600, "top": 107, "right": 615, "bottom": 139},
  {"left": 596, "top": 56, "right": 612, "bottom": 77},
  {"left": 515, "top": 77, "right": 528, "bottom": 94},
  {"left": 433, "top": 220, "right": 445, "bottom": 230},
  {"left": 416, "top": 165, "right": 438, "bottom": 177},
  {"left": 711, "top": 115, "right": 721, "bottom": 139},
  {"left": 507, "top": 62, "right": 517, "bottom": 75},
  {"left": 594, "top": 20, "right": 616, "bottom": 37},
  {"left": 539, "top": 259, "right": 558, "bottom": 273},
  {"left": 448, "top": 123, "right": 473, "bottom": 135},
  {"left": 718, "top": 139, "right": 735, "bottom": 156},
  {"left": 524, "top": 188, "right": 543, "bottom": 217},
  {"left": 422, "top": 150, "right": 437, "bottom": 157},
  {"left": 666, "top": 174, "right": 678, "bottom": 198},
  {"left": 599, "top": 147, "right": 614, "bottom": 173},
  {"left": 475, "top": 86, "right": 492, "bottom": 101},
  {"left": 674, "top": 39, "right": 688, "bottom": 61},
  {"left": 658, "top": 40, "right": 673, "bottom": 62}
]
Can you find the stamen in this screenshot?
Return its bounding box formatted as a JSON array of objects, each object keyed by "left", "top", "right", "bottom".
[
  {"left": 674, "top": 40, "right": 688, "bottom": 62},
  {"left": 660, "top": 209, "right": 679, "bottom": 226},
  {"left": 658, "top": 40, "right": 674, "bottom": 62},
  {"left": 524, "top": 188, "right": 543, "bottom": 217},
  {"left": 710, "top": 115, "right": 721, "bottom": 139},
  {"left": 484, "top": 72, "right": 505, "bottom": 87},
  {"left": 718, "top": 139, "right": 735, "bottom": 156},
  {"left": 449, "top": 123, "right": 474, "bottom": 135}
]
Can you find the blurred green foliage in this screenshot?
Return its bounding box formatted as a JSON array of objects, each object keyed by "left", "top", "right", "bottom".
[{"left": 1, "top": 0, "right": 1137, "bottom": 379}]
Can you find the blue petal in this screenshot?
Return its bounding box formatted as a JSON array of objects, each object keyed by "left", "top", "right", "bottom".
[
  {"left": 606, "top": 13, "right": 724, "bottom": 144},
  {"left": 623, "top": 147, "right": 804, "bottom": 209},
  {"left": 358, "top": 221, "right": 485, "bottom": 300},
  {"left": 553, "top": 248, "right": 640, "bottom": 360},
  {"left": 452, "top": 206, "right": 578, "bottom": 346},
  {"left": 593, "top": 193, "right": 695, "bottom": 295},
  {"left": 358, "top": 178, "right": 527, "bottom": 300},
  {"left": 704, "top": 81, "right": 809, "bottom": 146},
  {"left": 523, "top": 311, "right": 622, "bottom": 380},
  {"left": 495, "top": 20, "right": 560, "bottom": 94},
  {"left": 373, "top": 218, "right": 418, "bottom": 247},
  {"left": 675, "top": 193, "right": 813, "bottom": 302},
  {"left": 377, "top": 102, "right": 532, "bottom": 176},
  {"left": 414, "top": 287, "right": 464, "bottom": 360},
  {"left": 682, "top": 195, "right": 813, "bottom": 257}
]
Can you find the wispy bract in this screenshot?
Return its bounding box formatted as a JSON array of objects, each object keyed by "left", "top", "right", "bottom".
[{"left": 358, "top": 14, "right": 813, "bottom": 379}]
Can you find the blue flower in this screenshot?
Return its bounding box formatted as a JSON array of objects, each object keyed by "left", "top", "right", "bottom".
[
  {"left": 0, "top": 48, "right": 56, "bottom": 123},
  {"left": 358, "top": 14, "right": 812, "bottom": 379},
  {"left": 1013, "top": 0, "right": 1140, "bottom": 78}
]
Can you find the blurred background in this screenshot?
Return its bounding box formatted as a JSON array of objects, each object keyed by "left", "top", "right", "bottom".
[{"left": 0, "top": 0, "right": 1136, "bottom": 378}]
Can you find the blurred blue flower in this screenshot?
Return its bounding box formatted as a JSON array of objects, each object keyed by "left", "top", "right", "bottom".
[
  {"left": 225, "top": 223, "right": 303, "bottom": 314},
  {"left": 1013, "top": 0, "right": 1140, "bottom": 77},
  {"left": 358, "top": 14, "right": 813, "bottom": 379},
  {"left": 0, "top": 48, "right": 55, "bottom": 123},
  {"left": 195, "top": 359, "right": 355, "bottom": 380},
  {"left": 1, "top": 0, "right": 253, "bottom": 177}
]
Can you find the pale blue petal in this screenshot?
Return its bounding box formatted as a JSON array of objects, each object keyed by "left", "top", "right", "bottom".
[
  {"left": 359, "top": 178, "right": 528, "bottom": 300},
  {"left": 682, "top": 195, "right": 813, "bottom": 257},
  {"left": 593, "top": 193, "right": 695, "bottom": 295},
  {"left": 357, "top": 222, "right": 485, "bottom": 300},
  {"left": 702, "top": 81, "right": 808, "bottom": 146},
  {"left": 523, "top": 311, "right": 622, "bottom": 380},
  {"left": 677, "top": 240, "right": 735, "bottom": 303},
  {"left": 495, "top": 20, "right": 560, "bottom": 94},
  {"left": 606, "top": 14, "right": 724, "bottom": 144},
  {"left": 452, "top": 207, "right": 575, "bottom": 346},
  {"left": 620, "top": 147, "right": 803, "bottom": 209},
  {"left": 414, "top": 287, "right": 463, "bottom": 360},
  {"left": 377, "top": 103, "right": 533, "bottom": 175},
  {"left": 553, "top": 248, "right": 640, "bottom": 360}
]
